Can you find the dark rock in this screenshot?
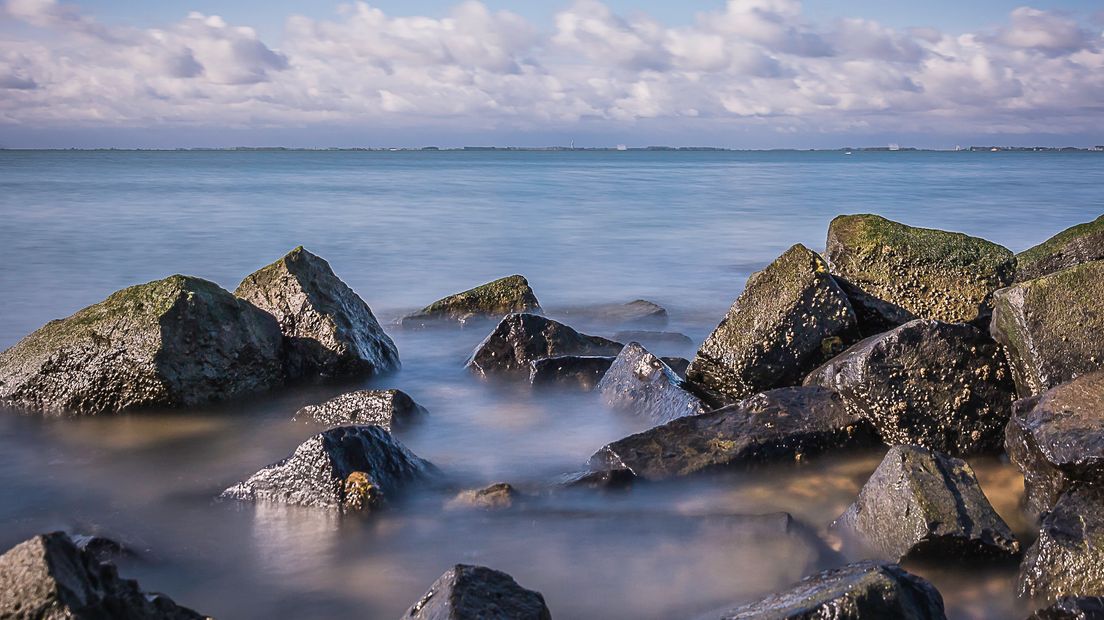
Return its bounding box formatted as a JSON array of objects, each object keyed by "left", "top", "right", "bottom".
[
  {"left": 558, "top": 468, "right": 636, "bottom": 491},
  {"left": 826, "top": 214, "right": 1015, "bottom": 325},
  {"left": 221, "top": 425, "right": 436, "bottom": 512},
  {"left": 589, "top": 386, "right": 876, "bottom": 480},
  {"left": 0, "top": 275, "right": 284, "bottom": 414},
  {"left": 0, "top": 532, "right": 205, "bottom": 619},
  {"left": 833, "top": 276, "right": 917, "bottom": 337},
  {"left": 597, "top": 342, "right": 706, "bottom": 425},
  {"left": 1017, "top": 215, "right": 1104, "bottom": 282},
  {"left": 991, "top": 260, "right": 1104, "bottom": 398},
  {"left": 528, "top": 355, "right": 614, "bottom": 391},
  {"left": 293, "top": 389, "right": 427, "bottom": 431},
  {"left": 445, "top": 483, "right": 520, "bottom": 511},
  {"left": 69, "top": 534, "right": 132, "bottom": 564},
  {"left": 235, "top": 246, "right": 399, "bottom": 380},
  {"left": 832, "top": 445, "right": 1019, "bottom": 563},
  {"left": 1020, "top": 484, "right": 1104, "bottom": 601},
  {"left": 466, "top": 313, "right": 622, "bottom": 378},
  {"left": 559, "top": 299, "right": 668, "bottom": 328},
  {"left": 401, "top": 275, "right": 541, "bottom": 328},
  {"left": 1029, "top": 597, "right": 1104, "bottom": 620},
  {"left": 686, "top": 244, "right": 859, "bottom": 403},
  {"left": 403, "top": 564, "right": 551, "bottom": 620},
  {"left": 804, "top": 319, "right": 1015, "bottom": 457},
  {"left": 700, "top": 561, "right": 945, "bottom": 620},
  {"left": 664, "top": 356, "right": 691, "bottom": 378},
  {"left": 612, "top": 330, "right": 694, "bottom": 349}
]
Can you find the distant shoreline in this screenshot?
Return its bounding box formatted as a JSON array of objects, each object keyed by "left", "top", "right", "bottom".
[{"left": 2, "top": 146, "right": 1103, "bottom": 153}]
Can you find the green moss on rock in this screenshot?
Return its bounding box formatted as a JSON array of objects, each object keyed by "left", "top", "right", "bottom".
[
  {"left": 401, "top": 275, "right": 540, "bottom": 327},
  {"left": 1016, "top": 215, "right": 1104, "bottom": 282}
]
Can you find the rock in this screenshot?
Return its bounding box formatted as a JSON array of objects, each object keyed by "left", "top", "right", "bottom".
[
  {"left": 612, "top": 330, "right": 694, "bottom": 349},
  {"left": 1016, "top": 215, "right": 1104, "bottom": 282},
  {"left": 596, "top": 342, "right": 706, "bottom": 425},
  {"left": 401, "top": 275, "right": 541, "bottom": 328},
  {"left": 528, "top": 355, "right": 613, "bottom": 390},
  {"left": 832, "top": 276, "right": 917, "bottom": 337},
  {"left": 831, "top": 445, "right": 1019, "bottom": 563},
  {"left": 445, "top": 483, "right": 520, "bottom": 511},
  {"left": 0, "top": 275, "right": 284, "bottom": 414},
  {"left": 664, "top": 356, "right": 691, "bottom": 378},
  {"left": 558, "top": 468, "right": 636, "bottom": 491},
  {"left": 1028, "top": 597, "right": 1104, "bottom": 620},
  {"left": 466, "top": 313, "right": 622, "bottom": 378},
  {"left": 559, "top": 299, "right": 668, "bottom": 328},
  {"left": 1019, "top": 484, "right": 1104, "bottom": 601},
  {"left": 403, "top": 564, "right": 551, "bottom": 620},
  {"left": 69, "top": 534, "right": 133, "bottom": 563},
  {"left": 804, "top": 319, "right": 1015, "bottom": 457},
  {"left": 235, "top": 246, "right": 399, "bottom": 380},
  {"left": 589, "top": 386, "right": 876, "bottom": 481},
  {"left": 686, "top": 244, "right": 859, "bottom": 403},
  {"left": 700, "top": 561, "right": 946, "bottom": 620},
  {"left": 991, "top": 260, "right": 1104, "bottom": 398},
  {"left": 826, "top": 213, "right": 1015, "bottom": 324},
  {"left": 0, "top": 532, "right": 205, "bottom": 619},
  {"left": 293, "top": 389, "right": 427, "bottom": 431},
  {"left": 1006, "top": 371, "right": 1104, "bottom": 520},
  {"left": 221, "top": 425, "right": 436, "bottom": 512}
]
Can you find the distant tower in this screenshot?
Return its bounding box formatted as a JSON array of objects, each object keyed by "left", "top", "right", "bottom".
[{"left": 570, "top": 140, "right": 575, "bottom": 150}]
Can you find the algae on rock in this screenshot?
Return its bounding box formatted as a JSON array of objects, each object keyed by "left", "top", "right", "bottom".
[{"left": 401, "top": 274, "right": 541, "bottom": 327}]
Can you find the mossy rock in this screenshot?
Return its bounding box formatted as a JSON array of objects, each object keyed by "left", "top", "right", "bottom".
[
  {"left": 0, "top": 275, "right": 284, "bottom": 414},
  {"left": 401, "top": 275, "right": 541, "bottom": 327},
  {"left": 1016, "top": 215, "right": 1104, "bottom": 282},
  {"left": 827, "top": 214, "right": 1014, "bottom": 324}
]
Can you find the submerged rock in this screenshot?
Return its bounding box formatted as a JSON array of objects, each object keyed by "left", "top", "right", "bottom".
[
  {"left": 1020, "top": 484, "right": 1104, "bottom": 601},
  {"left": 445, "top": 483, "right": 520, "bottom": 511},
  {"left": 235, "top": 246, "right": 399, "bottom": 380},
  {"left": 805, "top": 319, "right": 1015, "bottom": 457},
  {"left": 1016, "top": 215, "right": 1104, "bottom": 282},
  {"left": 558, "top": 468, "right": 637, "bottom": 491},
  {"left": 832, "top": 445, "right": 1019, "bottom": 563},
  {"left": 221, "top": 425, "right": 436, "bottom": 512},
  {"left": 0, "top": 532, "right": 205, "bottom": 619},
  {"left": 401, "top": 275, "right": 541, "bottom": 328},
  {"left": 589, "top": 386, "right": 876, "bottom": 480},
  {"left": 0, "top": 275, "right": 284, "bottom": 414},
  {"left": 528, "top": 355, "right": 614, "bottom": 390},
  {"left": 293, "top": 389, "right": 427, "bottom": 431},
  {"left": 991, "top": 260, "right": 1104, "bottom": 397},
  {"left": 612, "top": 330, "right": 694, "bottom": 350},
  {"left": 597, "top": 342, "right": 706, "bottom": 425},
  {"left": 826, "top": 214, "right": 1015, "bottom": 324},
  {"left": 833, "top": 276, "right": 917, "bottom": 337},
  {"left": 466, "top": 313, "right": 622, "bottom": 378},
  {"left": 701, "top": 561, "right": 946, "bottom": 620},
  {"left": 559, "top": 299, "right": 669, "bottom": 328},
  {"left": 686, "top": 244, "right": 859, "bottom": 403},
  {"left": 403, "top": 564, "right": 551, "bottom": 620},
  {"left": 1028, "top": 597, "right": 1104, "bottom": 620}
]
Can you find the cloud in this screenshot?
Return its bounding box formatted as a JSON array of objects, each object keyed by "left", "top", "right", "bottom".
[{"left": 995, "top": 7, "right": 1090, "bottom": 54}]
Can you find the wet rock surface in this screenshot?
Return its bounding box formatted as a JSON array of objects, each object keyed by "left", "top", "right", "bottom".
[
  {"left": 1028, "top": 597, "right": 1104, "bottom": 620},
  {"left": 833, "top": 276, "right": 917, "bottom": 337},
  {"left": 686, "top": 244, "right": 859, "bottom": 403},
  {"left": 804, "top": 319, "right": 1015, "bottom": 457},
  {"left": 832, "top": 445, "right": 1019, "bottom": 563},
  {"left": 0, "top": 275, "right": 284, "bottom": 414},
  {"left": 991, "top": 260, "right": 1104, "bottom": 398},
  {"left": 466, "top": 313, "right": 622, "bottom": 378},
  {"left": 445, "top": 483, "right": 520, "bottom": 511},
  {"left": 402, "top": 564, "right": 552, "bottom": 620},
  {"left": 293, "top": 389, "right": 427, "bottom": 431},
  {"left": 597, "top": 342, "right": 706, "bottom": 425},
  {"left": 826, "top": 213, "right": 1015, "bottom": 324},
  {"left": 1020, "top": 484, "right": 1104, "bottom": 601},
  {"left": 400, "top": 275, "right": 541, "bottom": 328},
  {"left": 0, "top": 532, "right": 205, "bottom": 619},
  {"left": 235, "top": 246, "right": 399, "bottom": 380},
  {"left": 221, "top": 425, "right": 436, "bottom": 512},
  {"left": 528, "top": 355, "right": 614, "bottom": 390},
  {"left": 1016, "top": 215, "right": 1104, "bottom": 282}
]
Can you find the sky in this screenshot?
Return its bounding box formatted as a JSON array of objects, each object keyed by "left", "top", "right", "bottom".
[{"left": 1, "top": 0, "right": 1103, "bottom": 148}]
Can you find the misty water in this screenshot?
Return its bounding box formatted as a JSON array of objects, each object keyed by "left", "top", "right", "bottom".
[{"left": 1, "top": 150, "right": 1103, "bottom": 618}]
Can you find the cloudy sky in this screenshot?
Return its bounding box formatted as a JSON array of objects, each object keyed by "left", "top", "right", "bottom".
[{"left": 1, "top": 0, "right": 1102, "bottom": 148}]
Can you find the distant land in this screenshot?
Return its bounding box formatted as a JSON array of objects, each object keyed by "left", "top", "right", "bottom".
[{"left": 2, "top": 145, "right": 1103, "bottom": 152}]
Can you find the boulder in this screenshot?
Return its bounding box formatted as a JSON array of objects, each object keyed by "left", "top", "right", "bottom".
[
  {"left": 1016, "top": 215, "right": 1104, "bottom": 282},
  {"left": 445, "top": 483, "right": 520, "bottom": 511},
  {"left": 221, "top": 425, "right": 436, "bottom": 512},
  {"left": 832, "top": 276, "right": 917, "bottom": 337},
  {"left": 466, "top": 313, "right": 622, "bottom": 378},
  {"left": 826, "top": 214, "right": 1015, "bottom": 324},
  {"left": 686, "top": 244, "right": 859, "bottom": 403},
  {"left": 293, "top": 389, "right": 427, "bottom": 431},
  {"left": 559, "top": 299, "right": 668, "bottom": 328},
  {"left": 611, "top": 330, "right": 694, "bottom": 350},
  {"left": 700, "top": 561, "right": 946, "bottom": 620},
  {"left": 596, "top": 342, "right": 706, "bottom": 425},
  {"left": 0, "top": 532, "right": 205, "bottom": 619},
  {"left": 0, "top": 275, "right": 284, "bottom": 415},
  {"left": 403, "top": 564, "right": 551, "bottom": 620},
  {"left": 589, "top": 386, "right": 876, "bottom": 480},
  {"left": 235, "top": 246, "right": 399, "bottom": 380},
  {"left": 401, "top": 275, "right": 541, "bottom": 328},
  {"left": 1028, "top": 597, "right": 1104, "bottom": 620},
  {"left": 663, "top": 356, "right": 691, "bottom": 378},
  {"left": 804, "top": 319, "right": 1015, "bottom": 457},
  {"left": 558, "top": 468, "right": 636, "bottom": 491},
  {"left": 528, "top": 355, "right": 613, "bottom": 390},
  {"left": 991, "top": 260, "right": 1104, "bottom": 397},
  {"left": 1019, "top": 484, "right": 1104, "bottom": 601},
  {"left": 831, "top": 445, "right": 1019, "bottom": 562}
]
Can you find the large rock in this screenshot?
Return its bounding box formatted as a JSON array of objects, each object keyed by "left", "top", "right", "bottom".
[
  {"left": 833, "top": 276, "right": 917, "bottom": 337},
  {"left": 1017, "top": 215, "right": 1104, "bottom": 282},
  {"left": 0, "top": 532, "right": 205, "bottom": 619},
  {"left": 826, "top": 214, "right": 1015, "bottom": 324},
  {"left": 401, "top": 275, "right": 541, "bottom": 328},
  {"left": 235, "top": 246, "right": 399, "bottom": 380},
  {"left": 1019, "top": 484, "right": 1104, "bottom": 601},
  {"left": 686, "top": 244, "right": 858, "bottom": 403},
  {"left": 589, "top": 386, "right": 876, "bottom": 480},
  {"left": 991, "top": 260, "right": 1104, "bottom": 398},
  {"left": 293, "top": 389, "right": 427, "bottom": 431},
  {"left": 0, "top": 275, "right": 284, "bottom": 414},
  {"left": 596, "top": 342, "right": 706, "bottom": 425},
  {"left": 221, "top": 425, "right": 436, "bottom": 512},
  {"left": 804, "top": 319, "right": 1015, "bottom": 457},
  {"left": 700, "top": 561, "right": 946, "bottom": 620},
  {"left": 1028, "top": 597, "right": 1104, "bottom": 620},
  {"left": 466, "top": 313, "right": 622, "bottom": 378},
  {"left": 402, "top": 564, "right": 551, "bottom": 620},
  {"left": 559, "top": 299, "right": 668, "bottom": 328},
  {"left": 831, "top": 445, "right": 1019, "bottom": 562},
  {"left": 529, "top": 355, "right": 614, "bottom": 390}
]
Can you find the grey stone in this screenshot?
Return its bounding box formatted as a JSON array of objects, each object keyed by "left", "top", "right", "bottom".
[
  {"left": 402, "top": 564, "right": 551, "bottom": 620},
  {"left": 1020, "top": 484, "right": 1104, "bottom": 601},
  {"left": 466, "top": 313, "right": 622, "bottom": 378},
  {"left": 293, "top": 389, "right": 427, "bottom": 431},
  {"left": 596, "top": 342, "right": 706, "bottom": 425},
  {"left": 401, "top": 275, "right": 541, "bottom": 328}
]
